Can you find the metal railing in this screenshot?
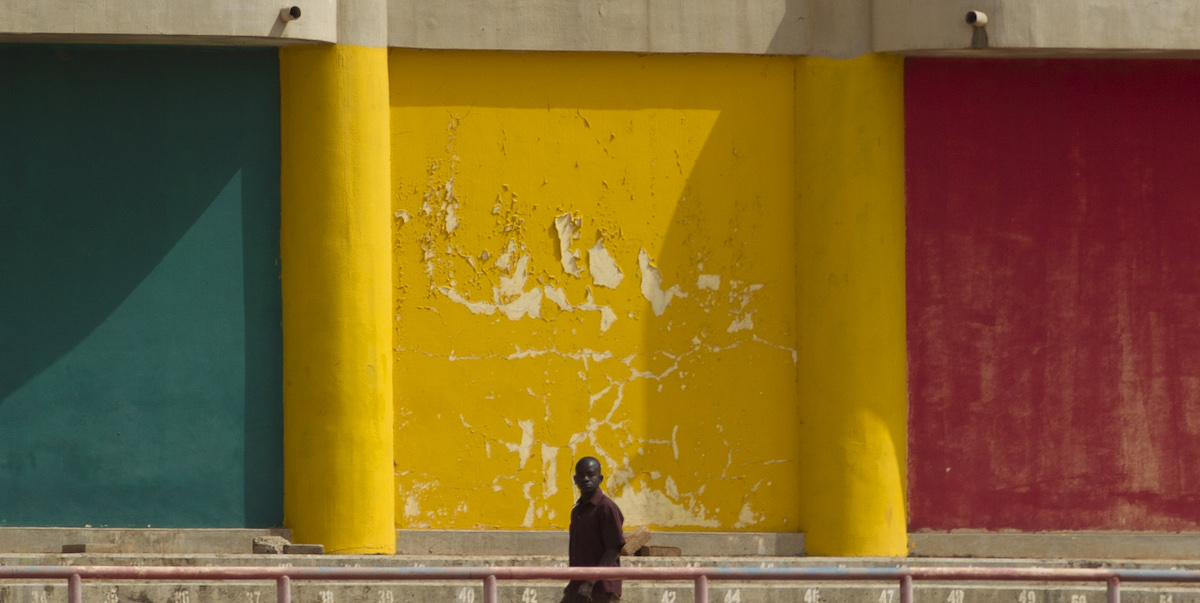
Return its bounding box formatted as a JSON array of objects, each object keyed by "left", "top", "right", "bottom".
[{"left": 3, "top": 565, "right": 1200, "bottom": 603}]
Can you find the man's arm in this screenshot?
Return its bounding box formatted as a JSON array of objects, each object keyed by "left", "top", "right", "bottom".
[{"left": 577, "top": 547, "right": 621, "bottom": 600}]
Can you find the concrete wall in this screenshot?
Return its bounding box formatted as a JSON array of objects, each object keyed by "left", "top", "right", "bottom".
[
  {"left": 7, "top": 0, "right": 1200, "bottom": 56},
  {"left": 0, "top": 45, "right": 283, "bottom": 527},
  {"left": 906, "top": 58, "right": 1200, "bottom": 531},
  {"left": 389, "top": 50, "right": 801, "bottom": 532}
]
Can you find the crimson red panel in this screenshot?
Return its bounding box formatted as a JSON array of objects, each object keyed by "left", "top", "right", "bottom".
[{"left": 906, "top": 59, "right": 1200, "bottom": 531}]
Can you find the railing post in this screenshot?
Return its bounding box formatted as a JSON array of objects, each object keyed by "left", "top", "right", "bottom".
[
  {"left": 484, "top": 574, "right": 497, "bottom": 603},
  {"left": 69, "top": 574, "right": 82, "bottom": 603},
  {"left": 900, "top": 573, "right": 913, "bottom": 603},
  {"left": 277, "top": 575, "right": 291, "bottom": 603},
  {"left": 1107, "top": 576, "right": 1120, "bottom": 603},
  {"left": 695, "top": 575, "right": 709, "bottom": 603}
]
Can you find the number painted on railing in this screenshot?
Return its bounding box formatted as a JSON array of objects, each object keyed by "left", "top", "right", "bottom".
[
  {"left": 105, "top": 587, "right": 119, "bottom": 603},
  {"left": 805, "top": 589, "right": 821, "bottom": 603},
  {"left": 947, "top": 590, "right": 964, "bottom": 603},
  {"left": 1019, "top": 591, "right": 1035, "bottom": 603},
  {"left": 724, "top": 589, "right": 741, "bottom": 603},
  {"left": 457, "top": 587, "right": 476, "bottom": 603},
  {"left": 1160, "top": 596, "right": 1174, "bottom": 603},
  {"left": 32, "top": 591, "right": 48, "bottom": 603},
  {"left": 759, "top": 562, "right": 775, "bottom": 569},
  {"left": 173, "top": 590, "right": 191, "bottom": 603},
  {"left": 1071, "top": 595, "right": 1087, "bottom": 603},
  {"left": 880, "top": 589, "right": 896, "bottom": 603},
  {"left": 661, "top": 591, "right": 677, "bottom": 603},
  {"left": 521, "top": 588, "right": 539, "bottom": 603},
  {"left": 319, "top": 590, "right": 335, "bottom": 603},
  {"left": 247, "top": 591, "right": 262, "bottom": 603},
  {"left": 379, "top": 591, "right": 395, "bottom": 603}
]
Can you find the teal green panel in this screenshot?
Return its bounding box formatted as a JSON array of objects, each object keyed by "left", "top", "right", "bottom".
[{"left": 0, "top": 46, "right": 282, "bottom": 527}]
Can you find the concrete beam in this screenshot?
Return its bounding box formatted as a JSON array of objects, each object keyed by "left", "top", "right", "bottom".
[
  {"left": 0, "top": 0, "right": 336, "bottom": 45},
  {"left": 387, "top": 0, "right": 807, "bottom": 54}
]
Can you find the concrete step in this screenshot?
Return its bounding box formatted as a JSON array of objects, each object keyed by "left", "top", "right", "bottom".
[{"left": 0, "top": 579, "right": 1192, "bottom": 603}]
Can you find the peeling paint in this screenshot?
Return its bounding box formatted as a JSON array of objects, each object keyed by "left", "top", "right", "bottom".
[
  {"left": 696, "top": 274, "right": 721, "bottom": 290},
  {"left": 555, "top": 213, "right": 584, "bottom": 277},
  {"left": 727, "top": 312, "right": 755, "bottom": 333},
  {"left": 611, "top": 484, "right": 721, "bottom": 528},
  {"left": 503, "top": 419, "right": 536, "bottom": 469},
  {"left": 542, "top": 444, "right": 559, "bottom": 497},
  {"left": 589, "top": 239, "right": 624, "bottom": 288},
  {"left": 392, "top": 55, "right": 800, "bottom": 532},
  {"left": 638, "top": 249, "right": 687, "bottom": 316}
]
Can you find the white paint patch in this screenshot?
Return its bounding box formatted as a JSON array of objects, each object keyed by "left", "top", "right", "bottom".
[
  {"left": 727, "top": 312, "right": 755, "bottom": 333},
  {"left": 696, "top": 274, "right": 721, "bottom": 290},
  {"left": 438, "top": 281, "right": 542, "bottom": 321},
  {"left": 671, "top": 425, "right": 679, "bottom": 460},
  {"left": 500, "top": 288, "right": 543, "bottom": 320},
  {"left": 521, "top": 482, "right": 536, "bottom": 528},
  {"left": 496, "top": 240, "right": 517, "bottom": 271},
  {"left": 665, "top": 476, "right": 679, "bottom": 499},
  {"left": 394, "top": 210, "right": 411, "bottom": 223},
  {"left": 438, "top": 286, "right": 497, "bottom": 315},
  {"left": 503, "top": 419, "right": 536, "bottom": 469},
  {"left": 555, "top": 213, "right": 584, "bottom": 277},
  {"left": 610, "top": 485, "right": 721, "bottom": 528},
  {"left": 638, "top": 249, "right": 687, "bottom": 316},
  {"left": 732, "top": 501, "right": 765, "bottom": 529},
  {"left": 500, "top": 254, "right": 531, "bottom": 298},
  {"left": 589, "top": 240, "right": 624, "bottom": 289},
  {"left": 542, "top": 444, "right": 560, "bottom": 498},
  {"left": 445, "top": 204, "right": 459, "bottom": 233},
  {"left": 577, "top": 288, "right": 617, "bottom": 332},
  {"left": 544, "top": 285, "right": 574, "bottom": 311}
]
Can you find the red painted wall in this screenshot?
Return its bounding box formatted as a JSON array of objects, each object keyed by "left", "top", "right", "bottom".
[{"left": 906, "top": 59, "right": 1200, "bottom": 531}]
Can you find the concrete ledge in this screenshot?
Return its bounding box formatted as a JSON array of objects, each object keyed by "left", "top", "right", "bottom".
[
  {"left": 910, "top": 532, "right": 1200, "bottom": 560},
  {"left": 0, "top": 528, "right": 292, "bottom": 555},
  {"left": 396, "top": 530, "right": 805, "bottom": 556}
]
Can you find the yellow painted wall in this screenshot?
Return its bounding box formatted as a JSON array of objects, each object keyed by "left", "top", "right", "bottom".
[
  {"left": 280, "top": 44, "right": 395, "bottom": 554},
  {"left": 794, "top": 55, "right": 908, "bottom": 555},
  {"left": 389, "top": 50, "right": 801, "bottom": 531}
]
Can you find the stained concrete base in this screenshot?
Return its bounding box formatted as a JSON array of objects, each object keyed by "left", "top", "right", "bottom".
[
  {"left": 0, "top": 528, "right": 292, "bottom": 555},
  {"left": 910, "top": 532, "right": 1200, "bottom": 560},
  {"left": 4, "top": 528, "right": 1200, "bottom": 560},
  {"left": 395, "top": 530, "right": 806, "bottom": 557}
]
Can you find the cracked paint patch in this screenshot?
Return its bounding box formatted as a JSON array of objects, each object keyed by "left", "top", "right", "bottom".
[
  {"left": 589, "top": 239, "right": 624, "bottom": 289},
  {"left": 638, "top": 249, "right": 687, "bottom": 316},
  {"left": 555, "top": 213, "right": 584, "bottom": 277},
  {"left": 697, "top": 274, "right": 721, "bottom": 290}
]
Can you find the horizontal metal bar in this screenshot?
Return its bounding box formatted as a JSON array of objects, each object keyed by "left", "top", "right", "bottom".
[{"left": 3, "top": 566, "right": 1200, "bottom": 585}]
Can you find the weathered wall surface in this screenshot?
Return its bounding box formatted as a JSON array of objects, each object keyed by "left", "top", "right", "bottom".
[
  {"left": 390, "top": 50, "right": 800, "bottom": 531},
  {"left": 907, "top": 58, "right": 1200, "bottom": 531},
  {"left": 0, "top": 46, "right": 282, "bottom": 527}
]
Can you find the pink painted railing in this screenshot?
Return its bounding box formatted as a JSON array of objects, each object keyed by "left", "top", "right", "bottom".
[{"left": 3, "top": 566, "right": 1200, "bottom": 603}]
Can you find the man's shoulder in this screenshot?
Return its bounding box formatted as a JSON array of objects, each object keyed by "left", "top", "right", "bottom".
[{"left": 595, "top": 491, "right": 623, "bottom": 515}]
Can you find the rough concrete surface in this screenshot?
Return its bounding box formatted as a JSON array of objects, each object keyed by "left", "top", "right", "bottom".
[
  {"left": 395, "top": 531, "right": 806, "bottom": 557},
  {"left": 0, "top": 529, "right": 292, "bottom": 555}
]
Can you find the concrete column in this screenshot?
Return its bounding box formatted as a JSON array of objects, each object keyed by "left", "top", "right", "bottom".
[
  {"left": 794, "top": 54, "right": 908, "bottom": 556},
  {"left": 279, "top": 42, "right": 394, "bottom": 554}
]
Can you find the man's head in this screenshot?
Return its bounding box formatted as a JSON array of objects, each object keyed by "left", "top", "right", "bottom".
[{"left": 573, "top": 456, "right": 604, "bottom": 497}]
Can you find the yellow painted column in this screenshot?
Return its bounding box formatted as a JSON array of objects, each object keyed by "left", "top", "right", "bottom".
[
  {"left": 279, "top": 44, "right": 395, "bottom": 554},
  {"left": 795, "top": 54, "right": 908, "bottom": 556}
]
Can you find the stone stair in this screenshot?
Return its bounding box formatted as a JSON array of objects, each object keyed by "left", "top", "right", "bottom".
[{"left": 2, "top": 555, "right": 1199, "bottom": 603}]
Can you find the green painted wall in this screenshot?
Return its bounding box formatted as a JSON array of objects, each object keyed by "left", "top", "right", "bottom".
[{"left": 0, "top": 46, "right": 282, "bottom": 527}]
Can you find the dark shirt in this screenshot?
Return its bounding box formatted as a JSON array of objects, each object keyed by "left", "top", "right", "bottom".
[{"left": 567, "top": 489, "right": 625, "bottom": 596}]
